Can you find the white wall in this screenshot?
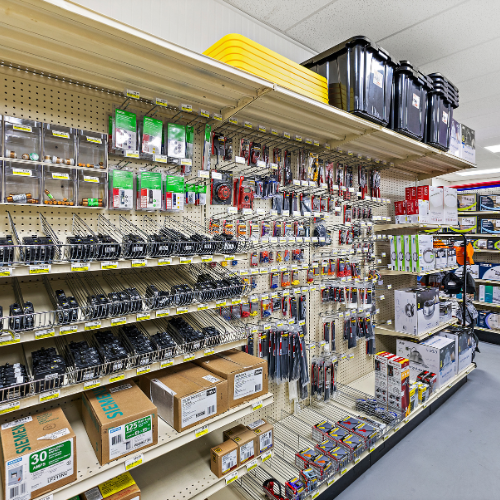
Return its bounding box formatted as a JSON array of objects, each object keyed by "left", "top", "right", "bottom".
[{"left": 70, "top": 0, "right": 315, "bottom": 62}]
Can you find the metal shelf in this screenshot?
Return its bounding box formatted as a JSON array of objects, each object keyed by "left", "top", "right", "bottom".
[
  {"left": 1, "top": 392, "right": 273, "bottom": 500},
  {"left": 380, "top": 266, "right": 458, "bottom": 276},
  {"left": 374, "top": 224, "right": 446, "bottom": 232},
  {"left": 374, "top": 318, "right": 458, "bottom": 340},
  {"left": 457, "top": 211, "right": 500, "bottom": 216},
  {"left": 476, "top": 279, "right": 500, "bottom": 284},
  {"left": 456, "top": 234, "right": 500, "bottom": 238},
  {"left": 0, "top": 0, "right": 475, "bottom": 179},
  {"left": 475, "top": 326, "right": 500, "bottom": 334}
]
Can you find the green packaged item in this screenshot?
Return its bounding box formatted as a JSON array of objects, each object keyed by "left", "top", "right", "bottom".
[
  {"left": 136, "top": 171, "right": 162, "bottom": 210},
  {"left": 141, "top": 116, "right": 163, "bottom": 155},
  {"left": 202, "top": 123, "right": 211, "bottom": 170},
  {"left": 114, "top": 109, "right": 137, "bottom": 151},
  {"left": 165, "top": 175, "right": 185, "bottom": 211},
  {"left": 186, "top": 125, "right": 194, "bottom": 159},
  {"left": 109, "top": 169, "right": 134, "bottom": 209},
  {"left": 167, "top": 123, "right": 186, "bottom": 159},
  {"left": 196, "top": 184, "right": 207, "bottom": 205}
]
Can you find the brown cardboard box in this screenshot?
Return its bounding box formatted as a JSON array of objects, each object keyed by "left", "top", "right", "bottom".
[
  {"left": 0, "top": 408, "right": 77, "bottom": 500},
  {"left": 230, "top": 429, "right": 259, "bottom": 465},
  {"left": 81, "top": 380, "right": 158, "bottom": 465},
  {"left": 247, "top": 419, "right": 274, "bottom": 454},
  {"left": 140, "top": 365, "right": 228, "bottom": 432},
  {"left": 222, "top": 423, "right": 247, "bottom": 441},
  {"left": 82, "top": 472, "right": 141, "bottom": 500},
  {"left": 195, "top": 351, "right": 268, "bottom": 408},
  {"left": 210, "top": 440, "right": 238, "bottom": 478}
]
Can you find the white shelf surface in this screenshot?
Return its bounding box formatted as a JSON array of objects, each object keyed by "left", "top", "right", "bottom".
[
  {"left": 374, "top": 318, "right": 458, "bottom": 340},
  {"left": 0, "top": 392, "right": 273, "bottom": 500},
  {"left": 374, "top": 223, "right": 446, "bottom": 232},
  {"left": 380, "top": 266, "right": 458, "bottom": 276},
  {"left": 0, "top": 0, "right": 474, "bottom": 179}
]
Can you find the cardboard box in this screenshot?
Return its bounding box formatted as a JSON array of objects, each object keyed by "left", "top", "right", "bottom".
[
  {"left": 406, "top": 199, "right": 428, "bottom": 223},
  {"left": 375, "top": 352, "right": 393, "bottom": 406},
  {"left": 396, "top": 337, "right": 457, "bottom": 389},
  {"left": 480, "top": 218, "right": 500, "bottom": 234},
  {"left": 461, "top": 124, "right": 476, "bottom": 164},
  {"left": 438, "top": 330, "right": 473, "bottom": 374},
  {"left": 396, "top": 236, "right": 404, "bottom": 271},
  {"left": 449, "top": 119, "right": 461, "bottom": 158},
  {"left": 448, "top": 216, "right": 477, "bottom": 234},
  {"left": 230, "top": 429, "right": 258, "bottom": 465},
  {"left": 477, "top": 310, "right": 500, "bottom": 330},
  {"left": 0, "top": 408, "right": 76, "bottom": 500},
  {"left": 479, "top": 285, "right": 500, "bottom": 304},
  {"left": 247, "top": 419, "right": 273, "bottom": 454},
  {"left": 417, "top": 185, "right": 429, "bottom": 201},
  {"left": 479, "top": 194, "right": 500, "bottom": 212},
  {"left": 387, "top": 356, "right": 410, "bottom": 416},
  {"left": 394, "top": 287, "right": 439, "bottom": 335},
  {"left": 457, "top": 193, "right": 476, "bottom": 212},
  {"left": 416, "top": 234, "right": 435, "bottom": 273},
  {"left": 82, "top": 472, "right": 140, "bottom": 500},
  {"left": 443, "top": 187, "right": 458, "bottom": 226},
  {"left": 428, "top": 186, "right": 443, "bottom": 224},
  {"left": 394, "top": 200, "right": 407, "bottom": 224},
  {"left": 454, "top": 264, "right": 479, "bottom": 280},
  {"left": 210, "top": 440, "right": 238, "bottom": 478},
  {"left": 140, "top": 364, "right": 228, "bottom": 433},
  {"left": 435, "top": 248, "right": 447, "bottom": 269},
  {"left": 479, "top": 263, "right": 500, "bottom": 280},
  {"left": 447, "top": 247, "right": 457, "bottom": 267},
  {"left": 223, "top": 424, "right": 248, "bottom": 441},
  {"left": 389, "top": 235, "right": 397, "bottom": 271},
  {"left": 439, "top": 301, "right": 453, "bottom": 323},
  {"left": 405, "top": 186, "right": 417, "bottom": 201},
  {"left": 410, "top": 235, "right": 418, "bottom": 272},
  {"left": 196, "top": 350, "right": 268, "bottom": 408},
  {"left": 403, "top": 235, "right": 411, "bottom": 272},
  {"left": 82, "top": 381, "right": 158, "bottom": 465}
]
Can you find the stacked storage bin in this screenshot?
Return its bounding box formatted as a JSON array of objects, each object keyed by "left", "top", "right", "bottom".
[
  {"left": 203, "top": 34, "right": 328, "bottom": 104},
  {"left": 302, "top": 36, "right": 398, "bottom": 126}
]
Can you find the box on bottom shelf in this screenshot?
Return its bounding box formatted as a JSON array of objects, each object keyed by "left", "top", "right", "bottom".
[{"left": 82, "top": 472, "right": 141, "bottom": 500}]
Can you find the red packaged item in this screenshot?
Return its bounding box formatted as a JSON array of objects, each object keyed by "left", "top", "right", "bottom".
[
  {"left": 417, "top": 185, "right": 430, "bottom": 200},
  {"left": 394, "top": 200, "right": 407, "bottom": 223},
  {"left": 388, "top": 356, "right": 410, "bottom": 416},
  {"left": 405, "top": 186, "right": 417, "bottom": 200}
]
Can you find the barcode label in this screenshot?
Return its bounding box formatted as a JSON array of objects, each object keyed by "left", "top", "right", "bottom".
[
  {"left": 255, "top": 383, "right": 262, "bottom": 392},
  {"left": 112, "top": 435, "right": 122, "bottom": 446},
  {"left": 10, "top": 483, "right": 26, "bottom": 499},
  {"left": 207, "top": 405, "right": 216, "bottom": 416}
]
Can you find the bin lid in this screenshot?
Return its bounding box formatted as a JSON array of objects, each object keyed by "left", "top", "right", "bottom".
[
  {"left": 302, "top": 35, "right": 397, "bottom": 68},
  {"left": 396, "top": 60, "right": 433, "bottom": 90},
  {"left": 428, "top": 72, "right": 459, "bottom": 93}
]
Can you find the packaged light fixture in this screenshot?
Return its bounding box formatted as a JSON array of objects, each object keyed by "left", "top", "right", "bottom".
[
  {"left": 114, "top": 108, "right": 137, "bottom": 151},
  {"left": 164, "top": 174, "right": 185, "bottom": 211},
  {"left": 109, "top": 169, "right": 134, "bottom": 209},
  {"left": 140, "top": 116, "right": 163, "bottom": 156},
  {"left": 167, "top": 123, "right": 186, "bottom": 159},
  {"left": 136, "top": 170, "right": 162, "bottom": 210}
]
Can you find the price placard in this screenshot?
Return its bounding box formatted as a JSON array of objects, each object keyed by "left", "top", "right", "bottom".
[
  {"left": 137, "top": 365, "right": 151, "bottom": 376},
  {"left": 195, "top": 425, "right": 209, "bottom": 438},
  {"left": 84, "top": 321, "right": 101, "bottom": 331},
  {"left": 131, "top": 259, "right": 147, "bottom": 268},
  {"left": 177, "top": 307, "right": 189, "bottom": 314},
  {"left": 252, "top": 400, "right": 263, "bottom": 411},
  {"left": 181, "top": 103, "right": 192, "bottom": 113},
  {"left": 156, "top": 97, "right": 168, "bottom": 107},
  {"left": 35, "top": 329, "right": 55, "bottom": 340},
  {"left": 158, "top": 258, "right": 172, "bottom": 266},
  {"left": 0, "top": 401, "right": 20, "bottom": 414},
  {"left": 184, "top": 353, "right": 195, "bottom": 362},
  {"left": 226, "top": 470, "right": 238, "bottom": 485},
  {"left": 156, "top": 309, "right": 170, "bottom": 318},
  {"left": 83, "top": 379, "right": 101, "bottom": 390},
  {"left": 246, "top": 458, "right": 258, "bottom": 471},
  {"left": 109, "top": 373, "right": 125, "bottom": 383},
  {"left": 125, "top": 453, "right": 143, "bottom": 471},
  {"left": 59, "top": 325, "right": 77, "bottom": 335},
  {"left": 136, "top": 312, "right": 150, "bottom": 322},
  {"left": 29, "top": 264, "right": 50, "bottom": 275},
  {"left": 71, "top": 262, "right": 89, "bottom": 272},
  {"left": 101, "top": 261, "right": 118, "bottom": 270},
  {"left": 39, "top": 390, "right": 60, "bottom": 403},
  {"left": 161, "top": 359, "right": 174, "bottom": 368}
]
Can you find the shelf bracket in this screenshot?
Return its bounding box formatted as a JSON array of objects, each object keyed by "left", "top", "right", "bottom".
[{"left": 327, "top": 130, "right": 376, "bottom": 149}]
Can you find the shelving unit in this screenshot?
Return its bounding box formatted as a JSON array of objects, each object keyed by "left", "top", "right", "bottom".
[
  {"left": 374, "top": 318, "right": 458, "bottom": 340},
  {"left": 0, "top": 3, "right": 479, "bottom": 500},
  {"left": 380, "top": 266, "right": 458, "bottom": 276}
]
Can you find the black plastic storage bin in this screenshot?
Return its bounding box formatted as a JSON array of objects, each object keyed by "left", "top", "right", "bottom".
[
  {"left": 390, "top": 61, "right": 433, "bottom": 141},
  {"left": 302, "top": 36, "right": 397, "bottom": 126},
  {"left": 425, "top": 73, "right": 459, "bottom": 151}
]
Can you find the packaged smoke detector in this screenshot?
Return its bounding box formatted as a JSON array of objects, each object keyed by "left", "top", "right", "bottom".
[
  {"left": 166, "top": 123, "right": 186, "bottom": 159},
  {"left": 136, "top": 170, "right": 162, "bottom": 210},
  {"left": 164, "top": 174, "right": 185, "bottom": 211},
  {"left": 202, "top": 124, "right": 211, "bottom": 170},
  {"left": 140, "top": 116, "right": 163, "bottom": 156},
  {"left": 114, "top": 108, "right": 137, "bottom": 151},
  {"left": 109, "top": 169, "right": 134, "bottom": 209}
]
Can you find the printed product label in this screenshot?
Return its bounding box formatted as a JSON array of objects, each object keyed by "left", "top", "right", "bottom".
[
  {"left": 233, "top": 368, "right": 263, "bottom": 400},
  {"left": 13, "top": 125, "right": 32, "bottom": 133},
  {"left": 442, "top": 111, "right": 449, "bottom": 124},
  {"left": 239, "top": 441, "right": 255, "bottom": 463},
  {"left": 259, "top": 430, "right": 273, "bottom": 452},
  {"left": 108, "top": 415, "right": 153, "bottom": 460},
  {"left": 221, "top": 450, "right": 237, "bottom": 474},
  {"left": 181, "top": 388, "right": 217, "bottom": 427},
  {"left": 86, "top": 136, "right": 102, "bottom": 144},
  {"left": 412, "top": 93, "right": 420, "bottom": 109},
  {"left": 5, "top": 439, "right": 74, "bottom": 500},
  {"left": 373, "top": 71, "right": 383, "bottom": 88}
]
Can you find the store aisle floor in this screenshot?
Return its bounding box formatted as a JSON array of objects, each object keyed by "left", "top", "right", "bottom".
[{"left": 337, "top": 341, "right": 500, "bottom": 500}]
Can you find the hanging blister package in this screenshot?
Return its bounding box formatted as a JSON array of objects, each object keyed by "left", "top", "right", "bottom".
[
  {"left": 109, "top": 169, "right": 134, "bottom": 209},
  {"left": 185, "top": 183, "right": 196, "bottom": 205},
  {"left": 167, "top": 123, "right": 186, "bottom": 160},
  {"left": 301, "top": 195, "right": 312, "bottom": 216},
  {"left": 114, "top": 108, "right": 137, "bottom": 151},
  {"left": 136, "top": 170, "right": 162, "bottom": 210},
  {"left": 140, "top": 116, "right": 163, "bottom": 156},
  {"left": 201, "top": 123, "right": 212, "bottom": 170},
  {"left": 184, "top": 125, "right": 194, "bottom": 174},
  {"left": 196, "top": 184, "right": 207, "bottom": 205}
]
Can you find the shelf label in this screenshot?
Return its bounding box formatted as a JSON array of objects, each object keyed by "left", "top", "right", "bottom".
[
  {"left": 252, "top": 400, "right": 263, "bottom": 411},
  {"left": 111, "top": 317, "right": 127, "bottom": 327},
  {"left": 226, "top": 470, "right": 239, "bottom": 485},
  {"left": 284, "top": 131, "right": 290, "bottom": 139},
  {"left": 84, "top": 379, "right": 101, "bottom": 390},
  {"left": 176, "top": 306, "right": 188, "bottom": 314},
  {"left": 201, "top": 255, "right": 213, "bottom": 263},
  {"left": 312, "top": 491, "right": 320, "bottom": 500},
  {"left": 101, "top": 261, "right": 118, "bottom": 270},
  {"left": 229, "top": 118, "right": 238, "bottom": 125},
  {"left": 125, "top": 453, "right": 144, "bottom": 471},
  {"left": 84, "top": 321, "right": 101, "bottom": 331},
  {"left": 153, "top": 154, "right": 168, "bottom": 163},
  {"left": 181, "top": 103, "right": 192, "bottom": 113},
  {"left": 354, "top": 457, "right": 361, "bottom": 464},
  {"left": 204, "top": 347, "right": 215, "bottom": 356},
  {"left": 225, "top": 255, "right": 236, "bottom": 261},
  {"left": 131, "top": 259, "right": 147, "bottom": 268},
  {"left": 200, "top": 109, "right": 210, "bottom": 118},
  {"left": 235, "top": 156, "right": 246, "bottom": 164},
  {"left": 156, "top": 97, "right": 168, "bottom": 107},
  {"left": 386, "top": 319, "right": 392, "bottom": 325},
  {"left": 258, "top": 125, "right": 266, "bottom": 133},
  {"left": 0, "top": 267, "right": 11, "bottom": 277},
  {"left": 0, "top": 401, "right": 20, "bottom": 414},
  {"left": 198, "top": 170, "right": 210, "bottom": 178},
  {"left": 244, "top": 121, "right": 253, "bottom": 129},
  {"left": 29, "top": 264, "right": 50, "bottom": 274},
  {"left": 71, "top": 262, "right": 89, "bottom": 272},
  {"left": 109, "top": 373, "right": 125, "bottom": 383},
  {"left": 261, "top": 450, "right": 272, "bottom": 462},
  {"left": 83, "top": 176, "right": 99, "bottom": 183},
  {"left": 137, "top": 365, "right": 151, "bottom": 376},
  {"left": 195, "top": 425, "right": 209, "bottom": 438},
  {"left": 124, "top": 150, "right": 139, "bottom": 158},
  {"left": 295, "top": 135, "right": 302, "bottom": 142},
  {"left": 125, "top": 89, "right": 140, "bottom": 99},
  {"left": 136, "top": 312, "right": 150, "bottom": 322},
  {"left": 158, "top": 258, "right": 172, "bottom": 266},
  {"left": 52, "top": 130, "right": 70, "bottom": 139},
  {"left": 39, "top": 390, "right": 60, "bottom": 403},
  {"left": 184, "top": 353, "right": 196, "bottom": 362},
  {"left": 35, "top": 329, "right": 55, "bottom": 340},
  {"left": 327, "top": 478, "right": 336, "bottom": 486},
  {"left": 197, "top": 304, "right": 208, "bottom": 311},
  {"left": 246, "top": 458, "right": 258, "bottom": 471},
  {"left": 271, "top": 129, "right": 278, "bottom": 136},
  {"left": 213, "top": 113, "right": 222, "bottom": 121},
  {"left": 161, "top": 359, "right": 174, "bottom": 368},
  {"left": 13, "top": 125, "right": 32, "bottom": 133},
  {"left": 60, "top": 325, "right": 77, "bottom": 335}
]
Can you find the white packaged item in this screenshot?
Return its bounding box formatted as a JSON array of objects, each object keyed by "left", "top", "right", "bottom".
[
  {"left": 375, "top": 352, "right": 393, "bottom": 406},
  {"left": 417, "top": 234, "right": 435, "bottom": 272},
  {"left": 410, "top": 235, "right": 418, "bottom": 272},
  {"left": 389, "top": 235, "right": 397, "bottom": 271},
  {"left": 447, "top": 247, "right": 457, "bottom": 267},
  {"left": 404, "top": 235, "right": 411, "bottom": 272},
  {"left": 396, "top": 235, "right": 404, "bottom": 272},
  {"left": 438, "top": 330, "right": 473, "bottom": 374},
  {"left": 439, "top": 301, "right": 453, "bottom": 322},
  {"left": 394, "top": 287, "right": 439, "bottom": 335},
  {"left": 443, "top": 187, "right": 458, "bottom": 226},
  {"left": 428, "top": 186, "right": 443, "bottom": 224}
]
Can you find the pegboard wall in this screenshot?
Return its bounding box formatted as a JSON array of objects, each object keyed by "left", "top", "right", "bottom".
[{"left": 0, "top": 63, "right": 421, "bottom": 424}]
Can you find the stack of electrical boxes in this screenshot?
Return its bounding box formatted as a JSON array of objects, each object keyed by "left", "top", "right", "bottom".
[{"left": 375, "top": 352, "right": 410, "bottom": 416}]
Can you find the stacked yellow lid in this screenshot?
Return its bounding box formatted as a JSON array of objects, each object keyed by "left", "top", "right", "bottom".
[{"left": 204, "top": 34, "right": 328, "bottom": 104}]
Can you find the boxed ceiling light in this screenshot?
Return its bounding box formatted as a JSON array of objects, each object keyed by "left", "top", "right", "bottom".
[
  {"left": 394, "top": 287, "right": 439, "bottom": 335},
  {"left": 457, "top": 193, "right": 476, "bottom": 212}
]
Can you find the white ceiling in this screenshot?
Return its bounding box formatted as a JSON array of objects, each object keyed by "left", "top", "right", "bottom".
[{"left": 223, "top": 0, "right": 500, "bottom": 181}]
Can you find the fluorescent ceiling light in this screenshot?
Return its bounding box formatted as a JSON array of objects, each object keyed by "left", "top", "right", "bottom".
[
  {"left": 485, "top": 144, "right": 500, "bottom": 152},
  {"left": 456, "top": 167, "right": 500, "bottom": 176}
]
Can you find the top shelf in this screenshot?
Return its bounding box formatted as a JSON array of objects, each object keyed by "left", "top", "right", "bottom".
[{"left": 0, "top": 0, "right": 475, "bottom": 180}]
